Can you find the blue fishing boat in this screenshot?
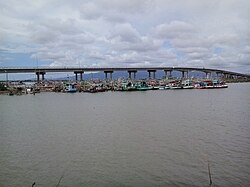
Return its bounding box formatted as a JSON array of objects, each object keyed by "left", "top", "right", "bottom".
[
  {"left": 135, "top": 82, "right": 152, "bottom": 91},
  {"left": 64, "top": 83, "right": 77, "bottom": 93}
]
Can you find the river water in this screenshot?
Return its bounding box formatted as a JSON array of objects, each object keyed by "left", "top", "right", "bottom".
[{"left": 0, "top": 83, "right": 250, "bottom": 187}]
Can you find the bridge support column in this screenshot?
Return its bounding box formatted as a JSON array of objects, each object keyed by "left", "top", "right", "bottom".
[
  {"left": 147, "top": 70, "right": 156, "bottom": 79},
  {"left": 216, "top": 72, "right": 220, "bottom": 78},
  {"left": 35, "top": 72, "right": 46, "bottom": 83},
  {"left": 164, "top": 70, "right": 167, "bottom": 78},
  {"left": 41, "top": 72, "right": 45, "bottom": 81},
  {"left": 181, "top": 71, "right": 185, "bottom": 79},
  {"left": 128, "top": 70, "right": 137, "bottom": 79},
  {"left": 104, "top": 71, "right": 113, "bottom": 80},
  {"left": 164, "top": 70, "right": 172, "bottom": 79},
  {"left": 179, "top": 70, "right": 190, "bottom": 79},
  {"left": 75, "top": 73, "right": 78, "bottom": 81},
  {"left": 74, "top": 71, "right": 84, "bottom": 82},
  {"left": 169, "top": 70, "right": 172, "bottom": 78},
  {"left": 222, "top": 73, "right": 226, "bottom": 79},
  {"left": 36, "top": 72, "right": 40, "bottom": 83},
  {"left": 204, "top": 71, "right": 211, "bottom": 79},
  {"left": 216, "top": 72, "right": 224, "bottom": 79},
  {"left": 80, "top": 72, "right": 83, "bottom": 81}
]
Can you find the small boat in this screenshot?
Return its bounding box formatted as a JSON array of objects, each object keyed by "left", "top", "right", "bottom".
[
  {"left": 64, "top": 83, "right": 77, "bottom": 93},
  {"left": 183, "top": 85, "right": 194, "bottom": 89},
  {"left": 214, "top": 84, "right": 228, "bottom": 88}
]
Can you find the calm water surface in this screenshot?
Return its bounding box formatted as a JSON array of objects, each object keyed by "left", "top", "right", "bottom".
[{"left": 0, "top": 83, "right": 250, "bottom": 187}]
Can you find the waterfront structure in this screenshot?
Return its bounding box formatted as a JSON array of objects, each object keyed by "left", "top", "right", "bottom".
[{"left": 0, "top": 66, "right": 249, "bottom": 83}]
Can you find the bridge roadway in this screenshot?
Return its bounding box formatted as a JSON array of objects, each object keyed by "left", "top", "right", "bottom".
[{"left": 0, "top": 67, "right": 249, "bottom": 81}]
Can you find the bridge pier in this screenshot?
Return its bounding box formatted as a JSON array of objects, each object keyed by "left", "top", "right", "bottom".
[
  {"left": 35, "top": 72, "right": 46, "bottom": 83},
  {"left": 74, "top": 71, "right": 84, "bottom": 82},
  {"left": 104, "top": 70, "right": 113, "bottom": 80},
  {"left": 180, "top": 70, "right": 188, "bottom": 79},
  {"left": 164, "top": 70, "right": 172, "bottom": 79},
  {"left": 147, "top": 70, "right": 156, "bottom": 79},
  {"left": 216, "top": 71, "right": 225, "bottom": 79},
  {"left": 128, "top": 70, "right": 137, "bottom": 79},
  {"left": 204, "top": 71, "right": 212, "bottom": 79},
  {"left": 169, "top": 70, "right": 172, "bottom": 78},
  {"left": 36, "top": 72, "right": 40, "bottom": 83},
  {"left": 216, "top": 72, "right": 221, "bottom": 78}
]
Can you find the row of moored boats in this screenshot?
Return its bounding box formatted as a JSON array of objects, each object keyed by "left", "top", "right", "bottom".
[{"left": 64, "top": 79, "right": 228, "bottom": 93}]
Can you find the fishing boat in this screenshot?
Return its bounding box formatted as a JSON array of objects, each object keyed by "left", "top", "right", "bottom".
[
  {"left": 64, "top": 83, "right": 77, "bottom": 93},
  {"left": 169, "top": 81, "right": 182, "bottom": 89},
  {"left": 121, "top": 82, "right": 137, "bottom": 91},
  {"left": 212, "top": 80, "right": 228, "bottom": 88},
  {"left": 194, "top": 80, "right": 228, "bottom": 89},
  {"left": 182, "top": 79, "right": 194, "bottom": 89},
  {"left": 136, "top": 82, "right": 152, "bottom": 91}
]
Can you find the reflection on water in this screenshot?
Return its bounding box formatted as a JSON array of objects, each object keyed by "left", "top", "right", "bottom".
[{"left": 0, "top": 83, "right": 250, "bottom": 186}]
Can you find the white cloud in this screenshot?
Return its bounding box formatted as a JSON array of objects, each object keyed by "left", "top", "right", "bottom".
[
  {"left": 0, "top": 0, "right": 250, "bottom": 73},
  {"left": 111, "top": 23, "right": 141, "bottom": 43},
  {"left": 153, "top": 21, "right": 195, "bottom": 39}
]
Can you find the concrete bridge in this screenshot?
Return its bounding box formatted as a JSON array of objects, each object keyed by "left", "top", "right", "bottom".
[{"left": 0, "top": 66, "right": 249, "bottom": 82}]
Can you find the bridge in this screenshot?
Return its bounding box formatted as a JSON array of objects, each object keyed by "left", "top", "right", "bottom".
[{"left": 0, "top": 66, "right": 249, "bottom": 82}]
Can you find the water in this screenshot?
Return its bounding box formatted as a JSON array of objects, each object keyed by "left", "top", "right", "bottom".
[{"left": 0, "top": 83, "right": 250, "bottom": 187}]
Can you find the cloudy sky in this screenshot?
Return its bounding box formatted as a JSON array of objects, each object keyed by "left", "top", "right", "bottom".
[{"left": 1, "top": 0, "right": 250, "bottom": 74}]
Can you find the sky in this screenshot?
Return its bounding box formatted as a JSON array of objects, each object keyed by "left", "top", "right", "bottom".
[{"left": 1, "top": 0, "right": 250, "bottom": 75}]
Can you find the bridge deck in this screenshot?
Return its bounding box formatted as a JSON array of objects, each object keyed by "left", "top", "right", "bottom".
[{"left": 0, "top": 67, "right": 249, "bottom": 78}]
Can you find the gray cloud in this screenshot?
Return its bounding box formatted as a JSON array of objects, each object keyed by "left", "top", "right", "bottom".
[
  {"left": 153, "top": 21, "right": 195, "bottom": 39},
  {"left": 0, "top": 0, "right": 250, "bottom": 73}
]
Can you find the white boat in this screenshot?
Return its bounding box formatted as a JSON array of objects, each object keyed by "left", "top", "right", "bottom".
[
  {"left": 183, "top": 85, "right": 194, "bottom": 89},
  {"left": 182, "top": 80, "right": 194, "bottom": 89}
]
